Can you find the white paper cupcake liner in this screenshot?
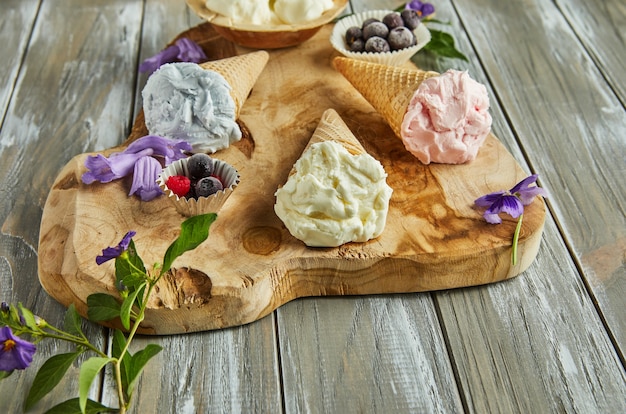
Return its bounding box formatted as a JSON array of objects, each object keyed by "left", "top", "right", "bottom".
[
  {"left": 157, "top": 157, "right": 240, "bottom": 217},
  {"left": 330, "top": 10, "right": 431, "bottom": 67}
]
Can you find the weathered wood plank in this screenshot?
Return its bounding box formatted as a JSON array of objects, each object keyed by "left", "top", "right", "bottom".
[
  {"left": 0, "top": 0, "right": 39, "bottom": 122},
  {"left": 555, "top": 0, "right": 626, "bottom": 106},
  {"left": 452, "top": 0, "right": 626, "bottom": 357},
  {"left": 279, "top": 296, "right": 464, "bottom": 413},
  {"left": 0, "top": 0, "right": 144, "bottom": 412},
  {"left": 275, "top": 0, "right": 626, "bottom": 412},
  {"left": 428, "top": 0, "right": 626, "bottom": 411},
  {"left": 103, "top": 1, "right": 283, "bottom": 411}
]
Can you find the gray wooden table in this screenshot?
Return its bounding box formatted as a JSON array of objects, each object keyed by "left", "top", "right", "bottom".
[{"left": 1, "top": 0, "right": 625, "bottom": 412}]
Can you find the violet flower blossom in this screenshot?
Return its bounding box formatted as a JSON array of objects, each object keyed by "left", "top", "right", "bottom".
[
  {"left": 82, "top": 135, "right": 191, "bottom": 200},
  {"left": 0, "top": 326, "right": 36, "bottom": 371},
  {"left": 474, "top": 174, "right": 546, "bottom": 224},
  {"left": 124, "top": 135, "right": 192, "bottom": 165},
  {"left": 139, "top": 38, "right": 207, "bottom": 74},
  {"left": 475, "top": 174, "right": 546, "bottom": 265},
  {"left": 405, "top": 1, "right": 435, "bottom": 18},
  {"left": 96, "top": 230, "right": 136, "bottom": 265},
  {"left": 129, "top": 156, "right": 164, "bottom": 201},
  {"left": 82, "top": 148, "right": 154, "bottom": 184}
]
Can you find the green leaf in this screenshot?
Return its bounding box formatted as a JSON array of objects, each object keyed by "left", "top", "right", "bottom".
[
  {"left": 79, "top": 357, "right": 112, "bottom": 413},
  {"left": 115, "top": 240, "right": 147, "bottom": 289},
  {"left": 111, "top": 330, "right": 131, "bottom": 392},
  {"left": 0, "top": 370, "right": 13, "bottom": 380},
  {"left": 126, "top": 344, "right": 163, "bottom": 398},
  {"left": 18, "top": 303, "right": 40, "bottom": 331},
  {"left": 87, "top": 293, "right": 121, "bottom": 322},
  {"left": 423, "top": 29, "right": 469, "bottom": 61},
  {"left": 25, "top": 352, "right": 81, "bottom": 410},
  {"left": 43, "top": 397, "right": 117, "bottom": 414},
  {"left": 119, "top": 284, "right": 145, "bottom": 330},
  {"left": 161, "top": 214, "right": 217, "bottom": 275},
  {"left": 63, "top": 304, "right": 84, "bottom": 338}
]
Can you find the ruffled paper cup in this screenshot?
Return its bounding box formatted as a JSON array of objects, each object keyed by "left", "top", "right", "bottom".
[
  {"left": 157, "top": 158, "right": 240, "bottom": 217},
  {"left": 330, "top": 10, "right": 431, "bottom": 67}
]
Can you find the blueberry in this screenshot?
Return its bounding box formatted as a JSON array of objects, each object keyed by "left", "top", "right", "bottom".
[
  {"left": 361, "top": 18, "right": 380, "bottom": 28},
  {"left": 194, "top": 176, "right": 223, "bottom": 197},
  {"left": 362, "top": 21, "right": 389, "bottom": 40},
  {"left": 365, "top": 36, "right": 390, "bottom": 53},
  {"left": 388, "top": 27, "right": 416, "bottom": 50},
  {"left": 345, "top": 26, "right": 362, "bottom": 46},
  {"left": 382, "top": 12, "right": 404, "bottom": 29},
  {"left": 350, "top": 38, "right": 365, "bottom": 52},
  {"left": 187, "top": 153, "right": 214, "bottom": 181},
  {"left": 401, "top": 9, "right": 421, "bottom": 30}
]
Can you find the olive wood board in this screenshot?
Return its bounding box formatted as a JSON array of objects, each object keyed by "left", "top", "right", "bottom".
[{"left": 37, "top": 23, "right": 546, "bottom": 335}]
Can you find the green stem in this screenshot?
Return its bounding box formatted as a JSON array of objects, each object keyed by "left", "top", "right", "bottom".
[
  {"left": 512, "top": 214, "right": 523, "bottom": 266},
  {"left": 111, "top": 280, "right": 156, "bottom": 413}
]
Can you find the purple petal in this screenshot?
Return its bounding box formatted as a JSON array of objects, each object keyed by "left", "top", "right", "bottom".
[
  {"left": 96, "top": 230, "right": 136, "bottom": 265},
  {"left": 421, "top": 3, "right": 435, "bottom": 17},
  {"left": 510, "top": 174, "right": 538, "bottom": 193},
  {"left": 475, "top": 191, "right": 505, "bottom": 208},
  {"left": 175, "top": 38, "right": 207, "bottom": 63},
  {"left": 518, "top": 186, "right": 547, "bottom": 205},
  {"left": 483, "top": 211, "right": 502, "bottom": 224},
  {"left": 0, "top": 326, "right": 37, "bottom": 371},
  {"left": 487, "top": 195, "right": 524, "bottom": 219},
  {"left": 129, "top": 156, "right": 164, "bottom": 201},
  {"left": 405, "top": 0, "right": 424, "bottom": 11},
  {"left": 83, "top": 148, "right": 154, "bottom": 184},
  {"left": 124, "top": 135, "right": 191, "bottom": 165},
  {"left": 139, "top": 45, "right": 179, "bottom": 74}
]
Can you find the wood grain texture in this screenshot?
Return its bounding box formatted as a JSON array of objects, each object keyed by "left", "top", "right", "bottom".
[
  {"left": 279, "top": 295, "right": 464, "bottom": 413},
  {"left": 0, "top": 0, "right": 143, "bottom": 412},
  {"left": 555, "top": 0, "right": 626, "bottom": 106},
  {"left": 37, "top": 22, "right": 545, "bottom": 334},
  {"left": 103, "top": 1, "right": 283, "bottom": 412},
  {"left": 0, "top": 0, "right": 39, "bottom": 121},
  {"left": 2, "top": 0, "right": 625, "bottom": 412},
  {"left": 453, "top": 0, "right": 626, "bottom": 359}
]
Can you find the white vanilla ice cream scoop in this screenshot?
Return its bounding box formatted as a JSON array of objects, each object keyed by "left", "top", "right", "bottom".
[
  {"left": 204, "top": 0, "right": 279, "bottom": 25},
  {"left": 142, "top": 62, "right": 241, "bottom": 153},
  {"left": 275, "top": 140, "right": 393, "bottom": 247},
  {"left": 205, "top": 0, "right": 335, "bottom": 25},
  {"left": 273, "top": 0, "right": 335, "bottom": 24}
]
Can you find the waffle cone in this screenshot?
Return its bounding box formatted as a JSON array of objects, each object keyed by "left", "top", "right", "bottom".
[
  {"left": 333, "top": 57, "right": 439, "bottom": 138},
  {"left": 289, "top": 109, "right": 365, "bottom": 177},
  {"left": 200, "top": 51, "right": 269, "bottom": 117}
]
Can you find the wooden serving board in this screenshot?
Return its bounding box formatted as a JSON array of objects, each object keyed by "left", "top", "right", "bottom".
[{"left": 37, "top": 23, "right": 545, "bottom": 335}]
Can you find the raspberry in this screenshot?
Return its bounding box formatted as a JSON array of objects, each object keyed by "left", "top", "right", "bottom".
[{"left": 166, "top": 175, "right": 191, "bottom": 198}]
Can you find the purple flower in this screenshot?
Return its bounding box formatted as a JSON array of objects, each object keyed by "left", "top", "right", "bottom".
[
  {"left": 96, "top": 231, "right": 136, "bottom": 265},
  {"left": 139, "top": 38, "right": 207, "bottom": 74},
  {"left": 475, "top": 174, "right": 547, "bottom": 224},
  {"left": 82, "top": 135, "right": 191, "bottom": 201},
  {"left": 0, "top": 326, "right": 36, "bottom": 371},
  {"left": 129, "top": 156, "right": 164, "bottom": 201},
  {"left": 405, "top": 1, "right": 435, "bottom": 18},
  {"left": 124, "top": 135, "right": 191, "bottom": 165},
  {"left": 82, "top": 148, "right": 154, "bottom": 184}
]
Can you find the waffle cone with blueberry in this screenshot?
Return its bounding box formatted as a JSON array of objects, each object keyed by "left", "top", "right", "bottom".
[
  {"left": 333, "top": 57, "right": 439, "bottom": 139},
  {"left": 200, "top": 50, "right": 269, "bottom": 117}
]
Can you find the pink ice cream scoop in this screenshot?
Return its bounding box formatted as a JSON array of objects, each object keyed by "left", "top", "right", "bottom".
[{"left": 400, "top": 69, "right": 492, "bottom": 164}]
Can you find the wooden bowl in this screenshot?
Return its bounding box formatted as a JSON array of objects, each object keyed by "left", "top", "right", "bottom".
[{"left": 186, "top": 0, "right": 349, "bottom": 49}]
